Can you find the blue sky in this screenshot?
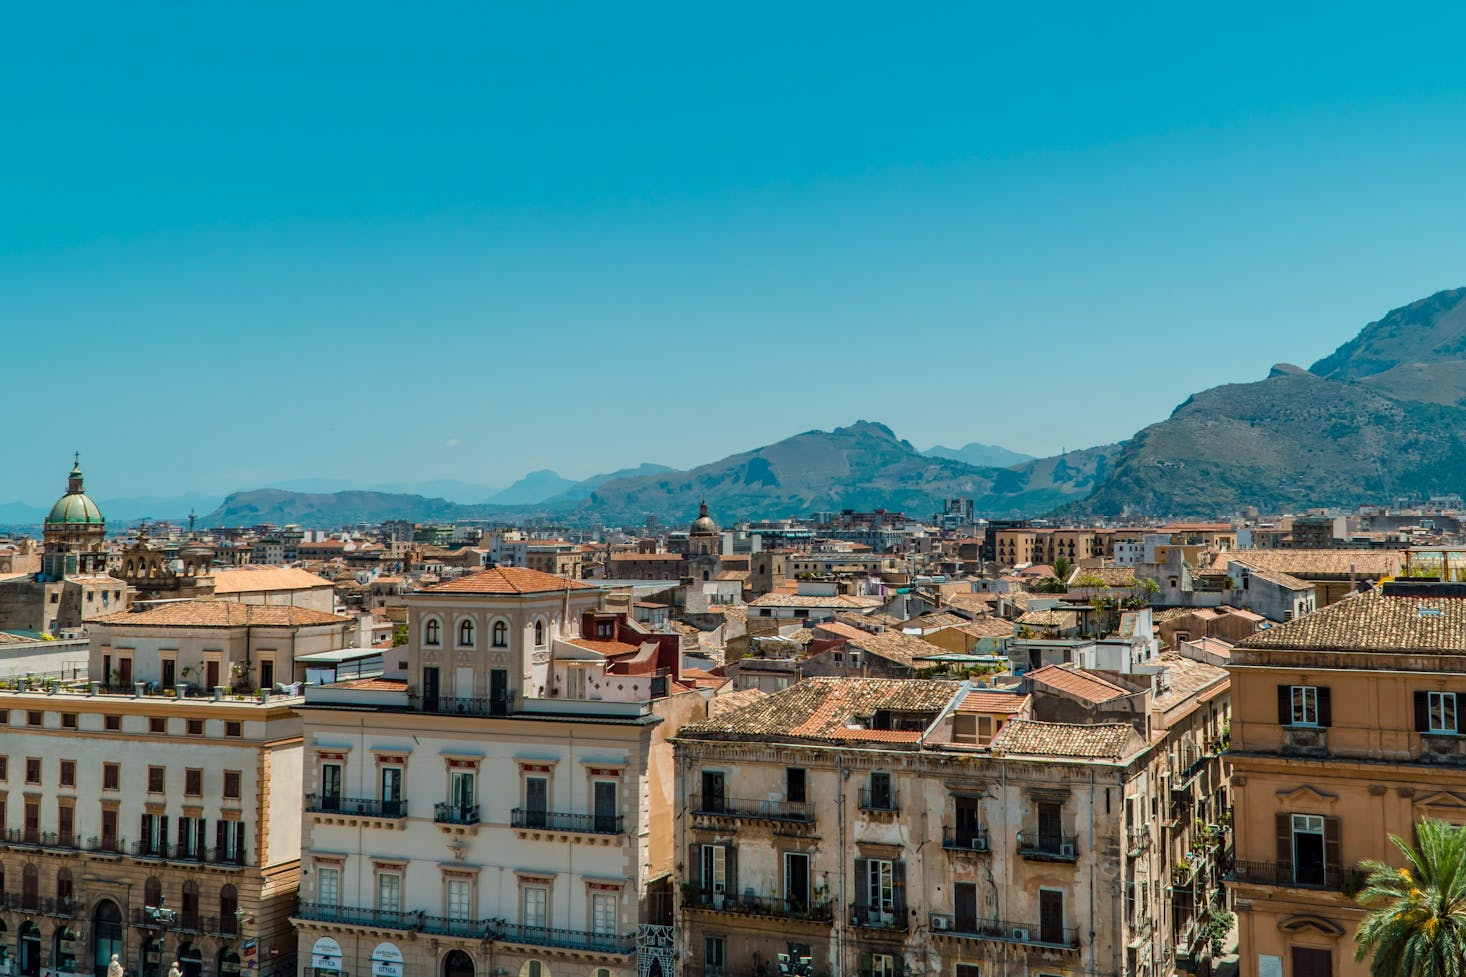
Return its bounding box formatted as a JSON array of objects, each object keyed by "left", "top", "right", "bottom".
[{"left": 6, "top": 2, "right": 1466, "bottom": 504}]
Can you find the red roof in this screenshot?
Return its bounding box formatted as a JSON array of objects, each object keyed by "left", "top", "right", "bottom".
[
  {"left": 423, "top": 567, "right": 594, "bottom": 595},
  {"left": 957, "top": 691, "right": 1031, "bottom": 714},
  {"left": 1027, "top": 664, "right": 1133, "bottom": 704}
]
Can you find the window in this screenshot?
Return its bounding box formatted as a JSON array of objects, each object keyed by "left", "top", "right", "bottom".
[
  {"left": 1277, "top": 684, "right": 1330, "bottom": 727},
  {"left": 786, "top": 768, "right": 807, "bottom": 804},
  {"left": 185, "top": 769, "right": 202, "bottom": 797},
  {"left": 868, "top": 772, "right": 894, "bottom": 810},
  {"left": 223, "top": 771, "right": 241, "bottom": 800},
  {"left": 424, "top": 619, "right": 441, "bottom": 646},
  {"left": 224, "top": 721, "right": 241, "bottom": 737},
  {"left": 0, "top": 756, "right": 7, "bottom": 781},
  {"left": 316, "top": 866, "right": 340, "bottom": 907},
  {"left": 458, "top": 619, "right": 474, "bottom": 647},
  {"left": 61, "top": 713, "right": 77, "bottom": 730},
  {"left": 102, "top": 763, "right": 119, "bottom": 791},
  {"left": 25, "top": 758, "right": 40, "bottom": 785},
  {"left": 699, "top": 844, "right": 729, "bottom": 902},
  {"left": 522, "top": 885, "right": 548, "bottom": 927},
  {"left": 26, "top": 712, "right": 41, "bottom": 727},
  {"left": 783, "top": 852, "right": 810, "bottom": 910},
  {"left": 866, "top": 953, "right": 899, "bottom": 977},
  {"left": 1038, "top": 888, "right": 1065, "bottom": 945},
  {"left": 534, "top": 620, "right": 546, "bottom": 646},
  {"left": 149, "top": 717, "right": 166, "bottom": 734},
  {"left": 187, "top": 719, "right": 204, "bottom": 736},
  {"left": 704, "top": 937, "right": 726, "bottom": 972},
  {"left": 492, "top": 621, "right": 508, "bottom": 647},
  {"left": 147, "top": 767, "right": 165, "bottom": 793},
  {"left": 376, "top": 872, "right": 402, "bottom": 913},
  {"left": 1283, "top": 812, "right": 1340, "bottom": 887},
  {"left": 1417, "top": 691, "right": 1460, "bottom": 734},
  {"left": 591, "top": 892, "right": 616, "bottom": 935},
  {"left": 446, "top": 879, "right": 472, "bottom": 920},
  {"left": 700, "top": 770, "right": 726, "bottom": 813},
  {"left": 105, "top": 715, "right": 121, "bottom": 731},
  {"left": 59, "top": 760, "right": 75, "bottom": 788}
]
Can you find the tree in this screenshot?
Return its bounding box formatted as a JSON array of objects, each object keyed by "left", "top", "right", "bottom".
[
  {"left": 1052, "top": 555, "right": 1072, "bottom": 583},
  {"left": 1354, "top": 818, "right": 1466, "bottom": 977},
  {"left": 392, "top": 623, "right": 409, "bottom": 647}
]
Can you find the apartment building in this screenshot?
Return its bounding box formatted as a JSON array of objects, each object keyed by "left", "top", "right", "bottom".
[
  {"left": 292, "top": 566, "right": 706, "bottom": 977},
  {"left": 0, "top": 680, "right": 303, "bottom": 977},
  {"left": 1227, "top": 580, "right": 1466, "bottom": 977},
  {"left": 673, "top": 658, "right": 1231, "bottom": 977}
]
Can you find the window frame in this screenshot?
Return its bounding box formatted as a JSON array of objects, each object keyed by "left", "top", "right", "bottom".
[
  {"left": 1291, "top": 685, "right": 1319, "bottom": 727},
  {"left": 1430, "top": 691, "right": 1458, "bottom": 734}
]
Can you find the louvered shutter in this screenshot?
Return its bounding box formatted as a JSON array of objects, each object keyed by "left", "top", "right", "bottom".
[
  {"left": 1317, "top": 687, "right": 1332, "bottom": 727},
  {"left": 1416, "top": 691, "right": 1431, "bottom": 731},
  {"left": 1277, "top": 685, "right": 1292, "bottom": 725}
]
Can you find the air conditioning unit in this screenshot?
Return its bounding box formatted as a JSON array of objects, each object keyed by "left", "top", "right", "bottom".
[
  {"left": 1060, "top": 842, "right": 1076, "bottom": 857},
  {"left": 1012, "top": 927, "right": 1031, "bottom": 942},
  {"left": 931, "top": 914, "right": 950, "bottom": 930}
]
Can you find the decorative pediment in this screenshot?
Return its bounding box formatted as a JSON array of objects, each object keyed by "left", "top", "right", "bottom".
[
  {"left": 1413, "top": 790, "right": 1466, "bottom": 810},
  {"left": 1277, "top": 915, "right": 1344, "bottom": 936},
  {"left": 1275, "top": 785, "right": 1338, "bottom": 805}
]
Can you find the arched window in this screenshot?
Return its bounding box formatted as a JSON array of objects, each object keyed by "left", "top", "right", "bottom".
[
  {"left": 458, "top": 620, "right": 474, "bottom": 647},
  {"left": 425, "top": 619, "right": 441, "bottom": 646},
  {"left": 219, "top": 884, "right": 238, "bottom": 936},
  {"left": 144, "top": 877, "right": 162, "bottom": 910},
  {"left": 492, "top": 621, "right": 508, "bottom": 648},
  {"left": 534, "top": 620, "right": 545, "bottom": 647},
  {"left": 22, "top": 864, "right": 38, "bottom": 910},
  {"left": 181, "top": 880, "right": 200, "bottom": 931},
  {"left": 56, "top": 867, "right": 72, "bottom": 908}
]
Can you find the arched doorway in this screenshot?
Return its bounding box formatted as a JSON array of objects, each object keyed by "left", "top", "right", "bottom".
[
  {"left": 140, "top": 937, "right": 164, "bottom": 977},
  {"left": 92, "top": 900, "right": 124, "bottom": 977},
  {"left": 18, "top": 921, "right": 40, "bottom": 977},
  {"left": 53, "top": 925, "right": 79, "bottom": 976},
  {"left": 442, "top": 949, "right": 475, "bottom": 977},
  {"left": 217, "top": 949, "right": 242, "bottom": 977},
  {"left": 178, "top": 941, "right": 203, "bottom": 977},
  {"left": 0, "top": 919, "right": 9, "bottom": 976}
]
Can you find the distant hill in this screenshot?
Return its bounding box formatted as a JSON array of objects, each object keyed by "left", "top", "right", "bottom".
[
  {"left": 925, "top": 442, "right": 1036, "bottom": 468},
  {"left": 201, "top": 423, "right": 1106, "bottom": 527},
  {"left": 1060, "top": 288, "right": 1466, "bottom": 516},
  {"left": 489, "top": 470, "right": 579, "bottom": 505}
]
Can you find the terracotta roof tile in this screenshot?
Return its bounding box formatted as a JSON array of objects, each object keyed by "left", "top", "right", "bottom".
[
  {"left": 1028, "top": 664, "right": 1133, "bottom": 704},
  {"left": 92, "top": 601, "right": 350, "bottom": 628},
  {"left": 989, "top": 719, "right": 1139, "bottom": 760},
  {"left": 212, "top": 566, "right": 335, "bottom": 594},
  {"left": 681, "top": 677, "right": 959, "bottom": 742},
  {"left": 422, "top": 567, "right": 594, "bottom": 595},
  {"left": 956, "top": 690, "right": 1030, "bottom": 714},
  {"left": 1237, "top": 590, "right": 1466, "bottom": 654},
  {"left": 1211, "top": 549, "right": 1402, "bottom": 579}
]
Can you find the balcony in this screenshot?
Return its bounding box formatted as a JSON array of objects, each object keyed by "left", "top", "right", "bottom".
[
  {"left": 130, "top": 841, "right": 243, "bottom": 866},
  {"left": 434, "top": 802, "right": 481, "bottom": 826},
  {"left": 857, "top": 788, "right": 899, "bottom": 814},
  {"left": 1126, "top": 825, "right": 1152, "bottom": 854},
  {"left": 1281, "top": 725, "right": 1328, "bottom": 758},
  {"left": 511, "top": 808, "right": 624, "bottom": 836},
  {"left": 683, "top": 890, "right": 834, "bottom": 926},
  {"left": 295, "top": 901, "right": 423, "bottom": 932},
  {"left": 2, "top": 830, "right": 125, "bottom": 856},
  {"left": 930, "top": 914, "right": 1079, "bottom": 950},
  {"left": 204, "top": 916, "right": 241, "bottom": 939},
  {"left": 411, "top": 694, "right": 509, "bottom": 718},
  {"left": 1230, "top": 859, "right": 1349, "bottom": 891},
  {"left": 496, "top": 922, "right": 634, "bottom": 955},
  {"left": 942, "top": 827, "right": 991, "bottom": 854},
  {"left": 421, "top": 915, "right": 497, "bottom": 939},
  {"left": 1017, "top": 831, "right": 1079, "bottom": 861},
  {"left": 692, "top": 796, "right": 813, "bottom": 824},
  {"left": 1419, "top": 732, "right": 1466, "bottom": 765},
  {"left": 850, "top": 902, "right": 908, "bottom": 934},
  {"left": 4, "top": 895, "right": 77, "bottom": 918},
  {"left": 306, "top": 794, "right": 407, "bottom": 820}
]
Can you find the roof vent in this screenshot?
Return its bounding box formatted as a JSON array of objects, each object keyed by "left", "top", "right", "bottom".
[{"left": 1419, "top": 606, "right": 1444, "bottom": 618}]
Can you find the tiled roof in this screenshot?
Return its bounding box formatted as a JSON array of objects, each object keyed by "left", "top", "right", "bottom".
[
  {"left": 749, "top": 593, "right": 882, "bottom": 609},
  {"left": 339, "top": 678, "right": 408, "bottom": 691},
  {"left": 845, "top": 630, "right": 943, "bottom": 667},
  {"left": 422, "top": 567, "right": 594, "bottom": 595},
  {"left": 681, "top": 677, "right": 959, "bottom": 741},
  {"left": 92, "top": 601, "right": 350, "bottom": 628},
  {"left": 1027, "top": 664, "right": 1133, "bottom": 704},
  {"left": 212, "top": 566, "right": 335, "bottom": 594},
  {"left": 1151, "top": 652, "right": 1230, "bottom": 711},
  {"left": 1070, "top": 566, "right": 1139, "bottom": 588},
  {"left": 945, "top": 617, "right": 1016, "bottom": 639},
  {"left": 988, "top": 720, "right": 1138, "bottom": 760},
  {"left": 1016, "top": 609, "right": 1078, "bottom": 628},
  {"left": 1237, "top": 591, "right": 1466, "bottom": 654},
  {"left": 813, "top": 621, "right": 874, "bottom": 642},
  {"left": 562, "top": 638, "right": 643, "bottom": 658},
  {"left": 1232, "top": 563, "right": 1314, "bottom": 591},
  {"left": 709, "top": 687, "right": 767, "bottom": 716},
  {"left": 956, "top": 690, "right": 1030, "bottom": 714},
  {"left": 1212, "top": 549, "right": 1402, "bottom": 579}
]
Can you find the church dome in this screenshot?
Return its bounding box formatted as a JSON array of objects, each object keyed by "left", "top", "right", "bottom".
[
  {"left": 45, "top": 460, "right": 104, "bottom": 527},
  {"left": 689, "top": 500, "right": 719, "bottom": 535}
]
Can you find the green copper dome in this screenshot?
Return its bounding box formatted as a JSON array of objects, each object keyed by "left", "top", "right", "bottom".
[{"left": 45, "top": 459, "right": 105, "bottom": 526}]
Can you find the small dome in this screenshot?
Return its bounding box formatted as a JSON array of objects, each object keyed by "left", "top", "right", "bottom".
[
  {"left": 46, "top": 493, "right": 104, "bottom": 526},
  {"left": 689, "top": 500, "right": 719, "bottom": 535}
]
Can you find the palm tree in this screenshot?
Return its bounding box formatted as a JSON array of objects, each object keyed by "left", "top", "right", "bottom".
[{"left": 1354, "top": 818, "right": 1466, "bottom": 977}]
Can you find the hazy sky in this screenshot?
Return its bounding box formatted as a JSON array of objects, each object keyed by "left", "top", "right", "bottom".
[{"left": 6, "top": 2, "right": 1466, "bottom": 503}]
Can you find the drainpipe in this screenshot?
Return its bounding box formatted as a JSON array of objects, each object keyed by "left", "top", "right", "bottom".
[{"left": 835, "top": 752, "right": 847, "bottom": 977}]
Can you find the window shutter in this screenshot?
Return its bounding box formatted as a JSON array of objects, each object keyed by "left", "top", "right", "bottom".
[
  {"left": 1324, "top": 817, "right": 1342, "bottom": 874},
  {"left": 160, "top": 817, "right": 168, "bottom": 849},
  {"left": 216, "top": 820, "right": 227, "bottom": 853},
  {"left": 854, "top": 858, "right": 869, "bottom": 909},
  {"left": 1415, "top": 691, "right": 1431, "bottom": 732},
  {"left": 1277, "top": 685, "right": 1292, "bottom": 725},
  {"left": 1275, "top": 813, "right": 1292, "bottom": 871},
  {"left": 177, "top": 819, "right": 188, "bottom": 848},
  {"left": 1318, "top": 687, "right": 1332, "bottom": 727},
  {"left": 859, "top": 951, "right": 872, "bottom": 977},
  {"left": 196, "top": 820, "right": 207, "bottom": 854},
  {"left": 139, "top": 814, "right": 149, "bottom": 843},
  {"left": 893, "top": 860, "right": 907, "bottom": 915},
  {"left": 687, "top": 844, "right": 700, "bottom": 889},
  {"left": 725, "top": 844, "right": 737, "bottom": 901}
]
